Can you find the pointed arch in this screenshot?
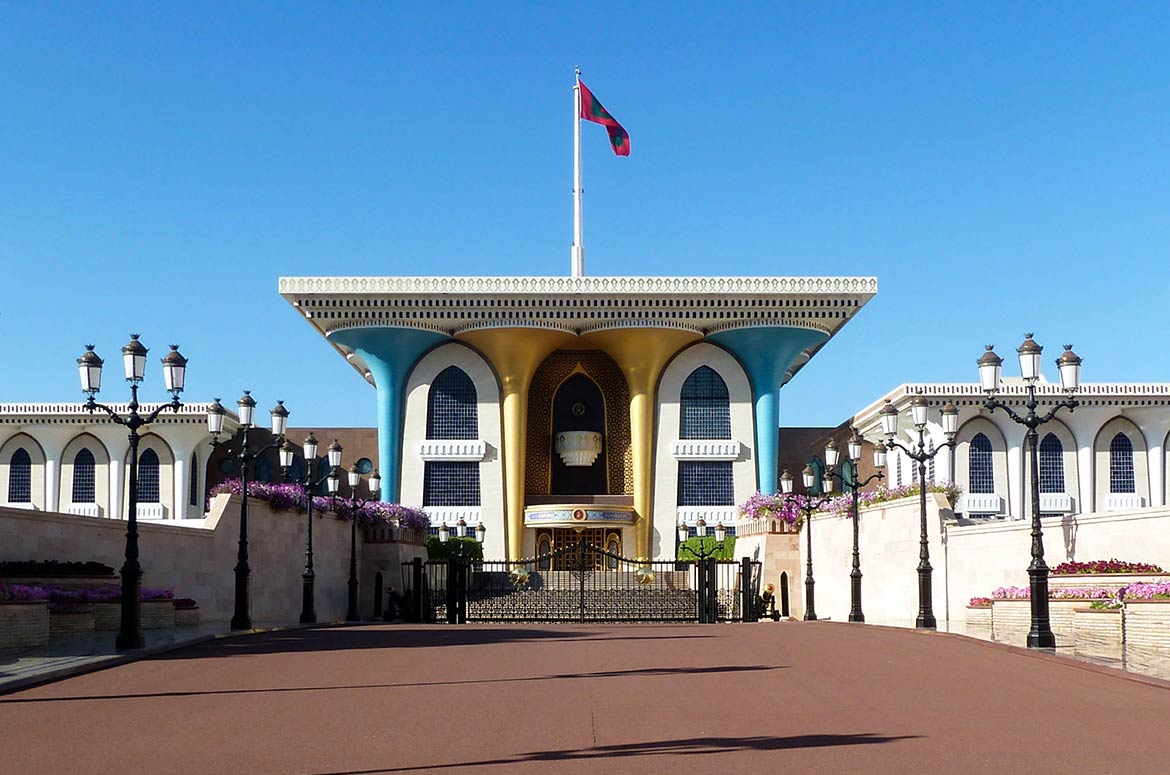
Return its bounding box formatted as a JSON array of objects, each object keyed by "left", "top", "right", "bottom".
[
  {"left": 1039, "top": 433, "right": 1065, "bottom": 494},
  {"left": 427, "top": 366, "right": 479, "bottom": 440},
  {"left": 1093, "top": 416, "right": 1149, "bottom": 511},
  {"left": 123, "top": 433, "right": 175, "bottom": 517},
  {"left": 679, "top": 366, "right": 731, "bottom": 440},
  {"left": 60, "top": 433, "right": 112, "bottom": 516},
  {"left": 0, "top": 432, "right": 47, "bottom": 509},
  {"left": 954, "top": 417, "right": 1008, "bottom": 516}
]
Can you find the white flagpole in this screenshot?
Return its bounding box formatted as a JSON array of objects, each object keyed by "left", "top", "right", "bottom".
[{"left": 571, "top": 68, "right": 584, "bottom": 278}]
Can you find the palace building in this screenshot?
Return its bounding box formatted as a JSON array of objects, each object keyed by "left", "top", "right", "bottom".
[{"left": 278, "top": 275, "right": 877, "bottom": 560}]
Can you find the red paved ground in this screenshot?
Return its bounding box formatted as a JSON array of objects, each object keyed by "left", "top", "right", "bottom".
[{"left": 2, "top": 622, "right": 1169, "bottom": 774}]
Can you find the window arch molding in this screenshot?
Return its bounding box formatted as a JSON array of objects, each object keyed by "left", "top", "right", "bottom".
[
  {"left": 953, "top": 417, "right": 1009, "bottom": 513},
  {"left": 60, "top": 433, "right": 112, "bottom": 515},
  {"left": 0, "top": 432, "right": 47, "bottom": 509},
  {"left": 122, "top": 433, "right": 175, "bottom": 518},
  {"left": 1030, "top": 417, "right": 1079, "bottom": 506},
  {"left": 1093, "top": 416, "right": 1149, "bottom": 510}
]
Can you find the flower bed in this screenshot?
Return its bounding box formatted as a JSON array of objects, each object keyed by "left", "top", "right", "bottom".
[
  {"left": 46, "top": 587, "right": 174, "bottom": 631},
  {"left": 0, "top": 585, "right": 51, "bottom": 649},
  {"left": 965, "top": 605, "right": 991, "bottom": 629},
  {"left": 174, "top": 599, "right": 199, "bottom": 627},
  {"left": 1051, "top": 559, "right": 1164, "bottom": 575},
  {"left": 0, "top": 560, "right": 116, "bottom": 578},
  {"left": 825, "top": 482, "right": 962, "bottom": 518},
  {"left": 208, "top": 479, "right": 430, "bottom": 529},
  {"left": 49, "top": 605, "right": 95, "bottom": 638},
  {"left": 737, "top": 493, "right": 805, "bottom": 531}
]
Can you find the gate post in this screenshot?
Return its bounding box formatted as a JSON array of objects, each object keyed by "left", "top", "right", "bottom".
[
  {"left": 445, "top": 560, "right": 458, "bottom": 624},
  {"left": 740, "top": 557, "right": 756, "bottom": 622},
  {"left": 411, "top": 557, "right": 423, "bottom": 623},
  {"left": 578, "top": 535, "right": 587, "bottom": 623}
]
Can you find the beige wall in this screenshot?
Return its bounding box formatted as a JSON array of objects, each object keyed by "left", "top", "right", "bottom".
[
  {"left": 0, "top": 495, "right": 426, "bottom": 623},
  {"left": 0, "top": 433, "right": 47, "bottom": 510}
]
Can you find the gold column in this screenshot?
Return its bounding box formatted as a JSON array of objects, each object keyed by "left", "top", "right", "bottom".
[
  {"left": 581, "top": 328, "right": 700, "bottom": 559},
  {"left": 457, "top": 328, "right": 573, "bottom": 560}
]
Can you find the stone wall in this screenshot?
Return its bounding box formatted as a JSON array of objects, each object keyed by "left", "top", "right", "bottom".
[
  {"left": 0, "top": 602, "right": 49, "bottom": 648},
  {"left": 733, "top": 530, "right": 801, "bottom": 617},
  {"left": 1122, "top": 600, "right": 1170, "bottom": 653},
  {"left": 0, "top": 497, "right": 428, "bottom": 624}
]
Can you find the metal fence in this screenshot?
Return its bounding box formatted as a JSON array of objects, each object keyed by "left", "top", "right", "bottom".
[{"left": 401, "top": 537, "right": 762, "bottom": 624}]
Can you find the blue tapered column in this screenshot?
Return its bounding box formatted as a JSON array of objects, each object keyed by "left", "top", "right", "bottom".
[
  {"left": 708, "top": 327, "right": 829, "bottom": 494},
  {"left": 328, "top": 328, "right": 449, "bottom": 502}
]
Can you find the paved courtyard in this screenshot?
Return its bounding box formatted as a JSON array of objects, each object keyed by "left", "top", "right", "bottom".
[{"left": 2, "top": 622, "right": 1169, "bottom": 774}]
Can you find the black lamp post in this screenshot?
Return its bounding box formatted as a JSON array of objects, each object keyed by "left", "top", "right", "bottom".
[
  {"left": 979, "top": 334, "right": 1082, "bottom": 650},
  {"left": 780, "top": 467, "right": 833, "bottom": 621},
  {"left": 437, "top": 518, "right": 487, "bottom": 558},
  {"left": 342, "top": 459, "right": 380, "bottom": 621},
  {"left": 77, "top": 336, "right": 187, "bottom": 650},
  {"left": 208, "top": 392, "right": 290, "bottom": 631},
  {"left": 279, "top": 434, "right": 343, "bottom": 624},
  {"left": 879, "top": 396, "right": 959, "bottom": 629},
  {"left": 824, "top": 431, "right": 887, "bottom": 623},
  {"left": 675, "top": 518, "right": 728, "bottom": 560}
]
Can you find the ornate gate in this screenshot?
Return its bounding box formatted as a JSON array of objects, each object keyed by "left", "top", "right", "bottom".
[{"left": 402, "top": 536, "right": 762, "bottom": 624}]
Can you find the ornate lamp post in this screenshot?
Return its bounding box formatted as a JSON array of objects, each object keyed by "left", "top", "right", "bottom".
[
  {"left": 343, "top": 460, "right": 380, "bottom": 621},
  {"left": 979, "top": 334, "right": 1082, "bottom": 649},
  {"left": 879, "top": 396, "right": 958, "bottom": 629},
  {"left": 279, "top": 434, "right": 343, "bottom": 624},
  {"left": 824, "top": 431, "right": 887, "bottom": 623},
  {"left": 437, "top": 518, "right": 486, "bottom": 558},
  {"left": 780, "top": 467, "right": 834, "bottom": 621},
  {"left": 675, "top": 518, "right": 728, "bottom": 560},
  {"left": 77, "top": 336, "right": 187, "bottom": 650},
  {"left": 208, "top": 393, "right": 290, "bottom": 630}
]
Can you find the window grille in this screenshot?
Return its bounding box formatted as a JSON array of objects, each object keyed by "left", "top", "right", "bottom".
[
  {"left": 895, "top": 455, "right": 902, "bottom": 487},
  {"left": 1109, "top": 433, "right": 1136, "bottom": 494},
  {"left": 8, "top": 448, "right": 32, "bottom": 503},
  {"left": 677, "top": 460, "right": 734, "bottom": 506},
  {"left": 189, "top": 452, "right": 199, "bottom": 507},
  {"left": 911, "top": 454, "right": 919, "bottom": 484},
  {"left": 927, "top": 442, "right": 936, "bottom": 483},
  {"left": 254, "top": 457, "right": 273, "bottom": 484},
  {"left": 137, "top": 448, "right": 161, "bottom": 503},
  {"left": 427, "top": 367, "right": 478, "bottom": 440},
  {"left": 1039, "top": 433, "right": 1065, "bottom": 494},
  {"left": 72, "top": 448, "right": 96, "bottom": 504},
  {"left": 423, "top": 461, "right": 480, "bottom": 506},
  {"left": 968, "top": 433, "right": 994, "bottom": 495},
  {"left": 679, "top": 367, "right": 731, "bottom": 440}
]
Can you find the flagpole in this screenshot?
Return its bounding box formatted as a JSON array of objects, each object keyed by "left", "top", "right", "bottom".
[{"left": 571, "top": 68, "right": 584, "bottom": 278}]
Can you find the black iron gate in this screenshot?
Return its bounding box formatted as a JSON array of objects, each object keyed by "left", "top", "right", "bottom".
[{"left": 401, "top": 537, "right": 762, "bottom": 624}]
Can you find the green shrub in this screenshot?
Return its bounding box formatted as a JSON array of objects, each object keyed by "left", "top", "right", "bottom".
[
  {"left": 677, "top": 536, "right": 737, "bottom": 561},
  {"left": 425, "top": 536, "right": 483, "bottom": 561}
]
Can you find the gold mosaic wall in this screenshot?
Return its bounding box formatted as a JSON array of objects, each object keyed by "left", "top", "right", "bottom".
[{"left": 525, "top": 349, "right": 632, "bottom": 495}]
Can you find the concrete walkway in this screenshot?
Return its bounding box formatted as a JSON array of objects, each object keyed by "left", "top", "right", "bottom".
[{"left": 2, "top": 622, "right": 1169, "bottom": 774}]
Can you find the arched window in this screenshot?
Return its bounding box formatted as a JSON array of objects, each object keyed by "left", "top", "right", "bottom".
[
  {"left": 315, "top": 458, "right": 331, "bottom": 495},
  {"left": 424, "top": 366, "right": 480, "bottom": 506},
  {"left": 808, "top": 458, "right": 825, "bottom": 496},
  {"left": 427, "top": 367, "right": 478, "bottom": 440},
  {"left": 72, "top": 448, "right": 96, "bottom": 503},
  {"left": 969, "top": 433, "right": 994, "bottom": 494},
  {"left": 927, "top": 441, "right": 936, "bottom": 484},
  {"left": 895, "top": 454, "right": 902, "bottom": 487},
  {"left": 1039, "top": 433, "right": 1065, "bottom": 493},
  {"left": 189, "top": 452, "right": 199, "bottom": 507},
  {"left": 911, "top": 452, "right": 919, "bottom": 484},
  {"left": 8, "top": 448, "right": 32, "bottom": 503},
  {"left": 254, "top": 457, "right": 273, "bottom": 484},
  {"left": 1109, "top": 433, "right": 1136, "bottom": 494},
  {"left": 137, "top": 449, "right": 160, "bottom": 503},
  {"left": 679, "top": 367, "right": 731, "bottom": 439}
]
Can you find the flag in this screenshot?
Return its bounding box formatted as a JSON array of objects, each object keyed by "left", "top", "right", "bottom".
[{"left": 579, "top": 80, "right": 630, "bottom": 156}]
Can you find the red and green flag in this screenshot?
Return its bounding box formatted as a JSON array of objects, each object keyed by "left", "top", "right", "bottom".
[{"left": 579, "top": 80, "right": 630, "bottom": 156}]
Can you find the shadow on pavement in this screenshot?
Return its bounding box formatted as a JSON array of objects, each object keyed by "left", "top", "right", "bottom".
[
  {"left": 0, "top": 664, "right": 783, "bottom": 704},
  {"left": 311, "top": 733, "right": 922, "bottom": 773}
]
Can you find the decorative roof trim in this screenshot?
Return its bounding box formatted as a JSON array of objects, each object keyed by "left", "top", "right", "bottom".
[{"left": 280, "top": 275, "right": 878, "bottom": 296}]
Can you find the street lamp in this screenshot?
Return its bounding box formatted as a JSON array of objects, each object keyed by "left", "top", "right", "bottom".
[
  {"left": 824, "top": 430, "right": 887, "bottom": 623},
  {"left": 780, "top": 466, "right": 834, "bottom": 621},
  {"left": 208, "top": 392, "right": 290, "bottom": 630},
  {"left": 342, "top": 459, "right": 380, "bottom": 621},
  {"left": 438, "top": 517, "right": 486, "bottom": 558},
  {"left": 279, "top": 433, "right": 343, "bottom": 624},
  {"left": 77, "top": 336, "right": 187, "bottom": 650},
  {"left": 676, "top": 518, "right": 728, "bottom": 560},
  {"left": 879, "top": 396, "right": 959, "bottom": 629},
  {"left": 979, "top": 334, "right": 1082, "bottom": 650}
]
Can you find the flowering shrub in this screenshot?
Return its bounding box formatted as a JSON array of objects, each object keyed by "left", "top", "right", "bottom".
[
  {"left": 738, "top": 493, "right": 805, "bottom": 530},
  {"left": 208, "top": 479, "right": 429, "bottom": 529},
  {"left": 991, "top": 586, "right": 1114, "bottom": 601},
  {"left": 1050, "top": 559, "right": 1164, "bottom": 575},
  {"left": 968, "top": 597, "right": 992, "bottom": 608},
  {"left": 0, "top": 583, "right": 50, "bottom": 602},
  {"left": 826, "top": 482, "right": 963, "bottom": 518},
  {"left": 1119, "top": 582, "right": 1170, "bottom": 601},
  {"left": 0, "top": 560, "right": 115, "bottom": 577}
]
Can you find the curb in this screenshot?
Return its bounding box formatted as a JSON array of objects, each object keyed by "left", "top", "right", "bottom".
[{"left": 0, "top": 620, "right": 348, "bottom": 696}]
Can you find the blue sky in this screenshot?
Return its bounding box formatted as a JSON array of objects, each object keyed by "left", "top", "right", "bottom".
[{"left": 1, "top": 3, "right": 1167, "bottom": 428}]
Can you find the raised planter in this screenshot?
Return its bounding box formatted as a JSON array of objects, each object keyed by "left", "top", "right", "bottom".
[
  {"left": 49, "top": 605, "right": 95, "bottom": 638},
  {"left": 1047, "top": 600, "right": 1086, "bottom": 637},
  {"left": 0, "top": 600, "right": 50, "bottom": 649},
  {"left": 141, "top": 599, "right": 175, "bottom": 630},
  {"left": 965, "top": 606, "right": 991, "bottom": 628},
  {"left": 174, "top": 606, "right": 200, "bottom": 627},
  {"left": 1122, "top": 599, "right": 1170, "bottom": 654},
  {"left": 1073, "top": 607, "right": 1123, "bottom": 655},
  {"left": 0, "top": 575, "right": 118, "bottom": 590},
  {"left": 94, "top": 601, "right": 121, "bottom": 631},
  {"left": 1049, "top": 573, "right": 1170, "bottom": 592},
  {"left": 991, "top": 599, "right": 1030, "bottom": 639}
]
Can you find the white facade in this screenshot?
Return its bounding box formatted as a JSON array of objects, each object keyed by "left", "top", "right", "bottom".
[
  {"left": 852, "top": 382, "right": 1170, "bottom": 519},
  {"left": 0, "top": 403, "right": 236, "bottom": 520}
]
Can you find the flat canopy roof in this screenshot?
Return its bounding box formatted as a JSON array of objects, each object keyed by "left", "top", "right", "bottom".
[{"left": 279, "top": 275, "right": 877, "bottom": 385}]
